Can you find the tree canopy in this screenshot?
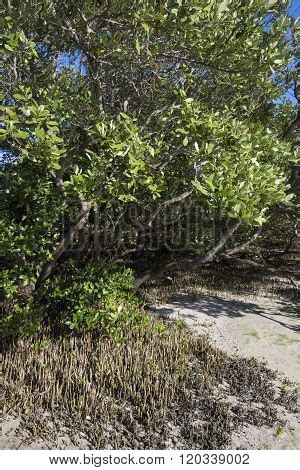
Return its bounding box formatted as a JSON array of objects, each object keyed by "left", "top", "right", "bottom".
[{"left": 1, "top": 0, "right": 298, "bottom": 335}]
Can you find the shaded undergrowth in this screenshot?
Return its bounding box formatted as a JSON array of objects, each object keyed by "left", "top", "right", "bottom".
[
  {"left": 143, "top": 259, "right": 299, "bottom": 305},
  {"left": 2, "top": 316, "right": 298, "bottom": 449}
]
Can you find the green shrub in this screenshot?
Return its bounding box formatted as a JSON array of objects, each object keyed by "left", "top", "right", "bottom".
[
  {"left": 45, "top": 260, "right": 146, "bottom": 335},
  {"left": 0, "top": 295, "right": 43, "bottom": 339},
  {"left": 1, "top": 261, "right": 146, "bottom": 339}
]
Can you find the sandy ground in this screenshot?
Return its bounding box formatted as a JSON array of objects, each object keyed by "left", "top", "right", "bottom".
[
  {"left": 1, "top": 415, "right": 92, "bottom": 450},
  {"left": 2, "top": 292, "right": 299, "bottom": 450},
  {"left": 153, "top": 294, "right": 300, "bottom": 381},
  {"left": 152, "top": 292, "right": 300, "bottom": 449}
]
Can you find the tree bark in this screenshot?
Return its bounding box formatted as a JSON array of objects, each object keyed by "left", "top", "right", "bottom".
[
  {"left": 36, "top": 200, "right": 92, "bottom": 286},
  {"left": 220, "top": 226, "right": 262, "bottom": 258}
]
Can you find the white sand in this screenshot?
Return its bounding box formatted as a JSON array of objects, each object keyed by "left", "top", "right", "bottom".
[{"left": 153, "top": 293, "right": 300, "bottom": 449}]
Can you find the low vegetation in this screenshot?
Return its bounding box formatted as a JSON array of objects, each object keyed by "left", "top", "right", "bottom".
[{"left": 3, "top": 315, "right": 298, "bottom": 449}]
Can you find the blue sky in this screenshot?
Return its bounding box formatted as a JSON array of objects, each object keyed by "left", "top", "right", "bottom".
[
  {"left": 286, "top": 1, "right": 299, "bottom": 103},
  {"left": 289, "top": 0, "right": 299, "bottom": 17}
]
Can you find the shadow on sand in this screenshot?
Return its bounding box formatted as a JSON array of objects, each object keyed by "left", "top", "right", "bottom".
[{"left": 151, "top": 293, "right": 300, "bottom": 334}]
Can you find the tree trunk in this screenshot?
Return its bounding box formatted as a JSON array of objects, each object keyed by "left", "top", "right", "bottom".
[{"left": 36, "top": 200, "right": 92, "bottom": 286}]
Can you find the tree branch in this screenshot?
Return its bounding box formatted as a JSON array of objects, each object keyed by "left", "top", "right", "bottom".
[
  {"left": 220, "top": 227, "right": 262, "bottom": 258},
  {"left": 134, "top": 219, "right": 241, "bottom": 288},
  {"left": 146, "top": 189, "right": 193, "bottom": 227}
]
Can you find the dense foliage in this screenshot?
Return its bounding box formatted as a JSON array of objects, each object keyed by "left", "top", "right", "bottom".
[{"left": 1, "top": 0, "right": 298, "bottom": 336}]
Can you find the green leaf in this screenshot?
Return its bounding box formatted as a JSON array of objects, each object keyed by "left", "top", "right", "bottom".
[
  {"left": 13, "top": 93, "right": 24, "bottom": 100},
  {"left": 206, "top": 174, "right": 215, "bottom": 190},
  {"left": 183, "top": 136, "right": 188, "bottom": 147},
  {"left": 284, "top": 193, "right": 294, "bottom": 202},
  {"left": 0, "top": 129, "right": 8, "bottom": 141},
  {"left": 218, "top": 0, "right": 230, "bottom": 14},
  {"left": 6, "top": 108, "right": 17, "bottom": 119},
  {"left": 253, "top": 215, "right": 266, "bottom": 226},
  {"left": 51, "top": 161, "right": 62, "bottom": 170},
  {"left": 15, "top": 130, "right": 28, "bottom": 139},
  {"left": 149, "top": 147, "right": 155, "bottom": 157},
  {"left": 192, "top": 180, "right": 210, "bottom": 196},
  {"left": 141, "top": 23, "right": 150, "bottom": 33},
  {"left": 4, "top": 44, "right": 14, "bottom": 52},
  {"left": 233, "top": 204, "right": 241, "bottom": 214},
  {"left": 206, "top": 143, "right": 214, "bottom": 154},
  {"left": 120, "top": 112, "right": 131, "bottom": 120},
  {"left": 19, "top": 31, "right": 26, "bottom": 43},
  {"left": 135, "top": 37, "right": 141, "bottom": 55}
]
